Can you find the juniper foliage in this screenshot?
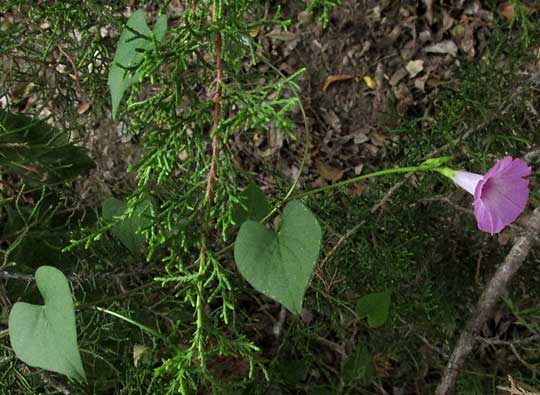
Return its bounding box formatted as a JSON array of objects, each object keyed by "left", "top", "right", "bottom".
[{"left": 77, "top": 1, "right": 302, "bottom": 392}]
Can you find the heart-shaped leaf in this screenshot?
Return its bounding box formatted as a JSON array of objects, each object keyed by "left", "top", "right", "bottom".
[
  {"left": 8, "top": 266, "right": 86, "bottom": 382},
  {"left": 234, "top": 200, "right": 322, "bottom": 314},
  {"left": 102, "top": 197, "right": 153, "bottom": 255},
  {"left": 108, "top": 10, "right": 168, "bottom": 119},
  {"left": 355, "top": 290, "right": 392, "bottom": 328},
  {"left": 232, "top": 182, "right": 271, "bottom": 226}
]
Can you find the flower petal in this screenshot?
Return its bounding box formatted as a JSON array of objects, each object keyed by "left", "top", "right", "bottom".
[
  {"left": 481, "top": 156, "right": 531, "bottom": 183},
  {"left": 473, "top": 157, "right": 530, "bottom": 234}
]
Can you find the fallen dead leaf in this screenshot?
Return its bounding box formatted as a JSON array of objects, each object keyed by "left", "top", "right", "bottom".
[
  {"left": 323, "top": 74, "right": 354, "bottom": 91},
  {"left": 320, "top": 108, "right": 341, "bottom": 133},
  {"left": 389, "top": 68, "right": 408, "bottom": 86},
  {"left": 78, "top": 101, "right": 90, "bottom": 114},
  {"left": 424, "top": 40, "right": 459, "bottom": 56},
  {"left": 352, "top": 128, "right": 369, "bottom": 144},
  {"left": 377, "top": 25, "right": 401, "bottom": 48},
  {"left": 350, "top": 181, "right": 367, "bottom": 196},
  {"left": 414, "top": 74, "right": 429, "bottom": 92},
  {"left": 373, "top": 353, "right": 398, "bottom": 378},
  {"left": 353, "top": 163, "right": 364, "bottom": 175},
  {"left": 266, "top": 30, "right": 298, "bottom": 42},
  {"left": 250, "top": 26, "right": 262, "bottom": 37},
  {"left": 316, "top": 160, "right": 345, "bottom": 182},
  {"left": 405, "top": 59, "right": 424, "bottom": 78},
  {"left": 499, "top": 2, "right": 534, "bottom": 21},
  {"left": 363, "top": 75, "right": 377, "bottom": 89},
  {"left": 370, "top": 131, "right": 385, "bottom": 146},
  {"left": 133, "top": 344, "right": 150, "bottom": 367}
]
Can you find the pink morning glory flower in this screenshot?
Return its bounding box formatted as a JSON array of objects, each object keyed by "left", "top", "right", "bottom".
[{"left": 439, "top": 157, "right": 531, "bottom": 234}]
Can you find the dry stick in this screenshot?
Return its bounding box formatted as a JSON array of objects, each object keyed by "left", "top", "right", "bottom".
[
  {"left": 436, "top": 206, "right": 540, "bottom": 395},
  {"left": 57, "top": 45, "right": 83, "bottom": 101}
]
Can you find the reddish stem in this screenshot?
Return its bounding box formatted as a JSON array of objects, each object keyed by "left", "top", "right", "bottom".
[{"left": 205, "top": 31, "right": 222, "bottom": 203}]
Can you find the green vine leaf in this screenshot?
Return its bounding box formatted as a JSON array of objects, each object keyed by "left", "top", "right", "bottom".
[
  {"left": 8, "top": 266, "right": 86, "bottom": 382},
  {"left": 108, "top": 10, "right": 168, "bottom": 119},
  {"left": 234, "top": 200, "right": 322, "bottom": 314},
  {"left": 101, "top": 197, "right": 153, "bottom": 256},
  {"left": 232, "top": 182, "right": 271, "bottom": 226},
  {"left": 355, "top": 289, "right": 392, "bottom": 328}
]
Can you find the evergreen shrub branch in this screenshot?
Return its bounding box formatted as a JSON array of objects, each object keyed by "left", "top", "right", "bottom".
[{"left": 67, "top": 1, "right": 305, "bottom": 392}]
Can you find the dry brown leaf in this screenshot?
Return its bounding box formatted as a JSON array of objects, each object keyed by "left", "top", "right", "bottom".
[
  {"left": 266, "top": 30, "right": 298, "bottom": 42},
  {"left": 370, "top": 131, "right": 385, "bottom": 146},
  {"left": 316, "top": 160, "right": 344, "bottom": 182},
  {"left": 350, "top": 181, "right": 367, "bottom": 196},
  {"left": 424, "top": 40, "right": 458, "bottom": 56},
  {"left": 133, "top": 344, "right": 150, "bottom": 367},
  {"left": 377, "top": 25, "right": 401, "bottom": 48},
  {"left": 78, "top": 101, "right": 90, "bottom": 114},
  {"left": 250, "top": 26, "right": 262, "bottom": 37},
  {"left": 352, "top": 128, "right": 369, "bottom": 144},
  {"left": 389, "top": 68, "right": 408, "bottom": 86},
  {"left": 499, "top": 2, "right": 533, "bottom": 21},
  {"left": 373, "top": 353, "right": 398, "bottom": 378},
  {"left": 320, "top": 108, "right": 341, "bottom": 132},
  {"left": 414, "top": 74, "right": 429, "bottom": 92},
  {"left": 323, "top": 73, "right": 354, "bottom": 91},
  {"left": 405, "top": 60, "right": 424, "bottom": 78}
]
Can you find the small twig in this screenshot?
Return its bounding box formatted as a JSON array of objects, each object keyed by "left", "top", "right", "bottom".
[
  {"left": 318, "top": 222, "right": 364, "bottom": 270},
  {"left": 39, "top": 372, "right": 70, "bottom": 395},
  {"left": 397, "top": 314, "right": 448, "bottom": 358},
  {"left": 0, "top": 266, "right": 157, "bottom": 282},
  {"left": 314, "top": 222, "right": 363, "bottom": 290},
  {"left": 478, "top": 333, "right": 540, "bottom": 346},
  {"left": 509, "top": 343, "right": 539, "bottom": 373},
  {"left": 57, "top": 45, "right": 83, "bottom": 102},
  {"left": 0, "top": 271, "right": 34, "bottom": 282},
  {"left": 436, "top": 206, "right": 540, "bottom": 395}
]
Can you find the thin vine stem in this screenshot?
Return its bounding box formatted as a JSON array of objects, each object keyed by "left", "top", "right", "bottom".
[
  {"left": 289, "top": 165, "right": 423, "bottom": 201},
  {"left": 95, "top": 306, "right": 180, "bottom": 352}
]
